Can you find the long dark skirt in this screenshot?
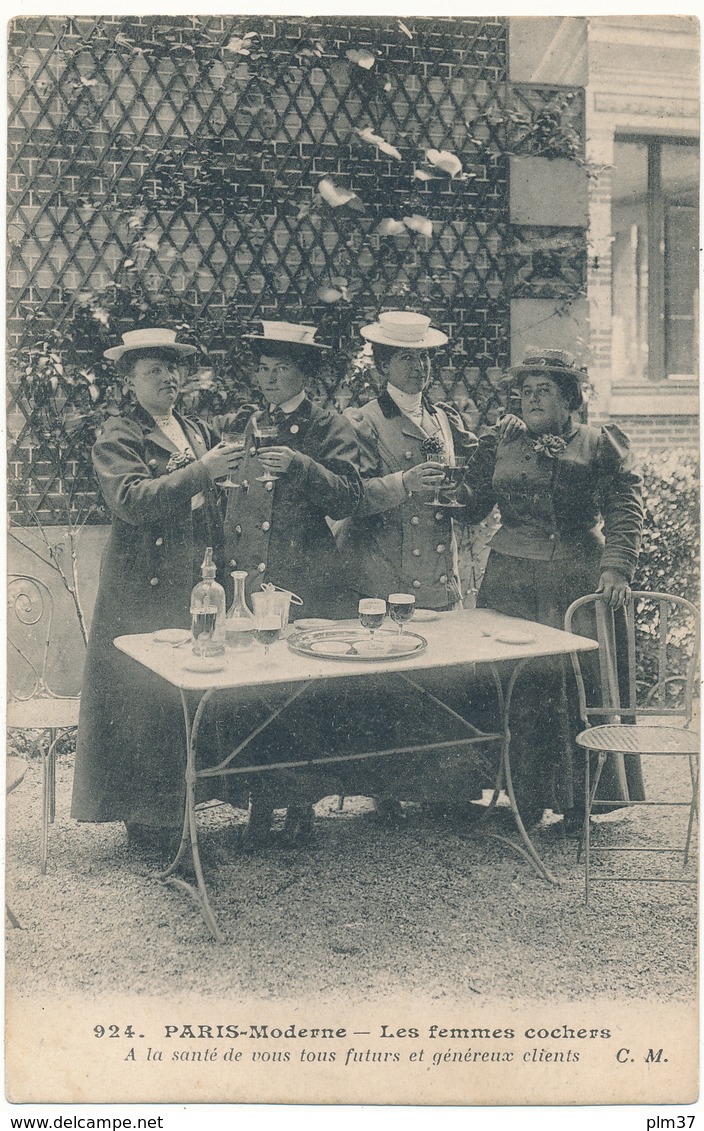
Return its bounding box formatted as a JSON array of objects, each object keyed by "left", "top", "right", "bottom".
[{"left": 477, "top": 549, "right": 645, "bottom": 818}]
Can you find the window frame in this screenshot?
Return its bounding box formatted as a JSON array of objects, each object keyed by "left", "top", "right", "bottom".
[{"left": 613, "top": 132, "right": 698, "bottom": 384}]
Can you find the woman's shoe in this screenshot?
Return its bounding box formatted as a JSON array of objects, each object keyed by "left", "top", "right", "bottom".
[
  {"left": 374, "top": 798, "right": 407, "bottom": 826},
  {"left": 281, "top": 805, "right": 315, "bottom": 847},
  {"left": 125, "top": 822, "right": 179, "bottom": 852},
  {"left": 238, "top": 801, "right": 275, "bottom": 851},
  {"left": 561, "top": 808, "right": 587, "bottom": 837}
]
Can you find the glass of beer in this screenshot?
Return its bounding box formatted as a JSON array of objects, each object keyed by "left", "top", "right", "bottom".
[
  {"left": 388, "top": 593, "right": 415, "bottom": 636},
  {"left": 358, "top": 598, "right": 386, "bottom": 649},
  {"left": 218, "top": 430, "right": 247, "bottom": 489},
  {"left": 254, "top": 614, "right": 282, "bottom": 658},
  {"left": 252, "top": 417, "right": 280, "bottom": 483}
]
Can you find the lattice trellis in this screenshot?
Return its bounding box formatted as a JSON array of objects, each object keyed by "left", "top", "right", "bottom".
[{"left": 7, "top": 15, "right": 585, "bottom": 524}]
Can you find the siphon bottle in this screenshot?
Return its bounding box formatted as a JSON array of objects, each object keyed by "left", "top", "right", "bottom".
[{"left": 189, "top": 547, "right": 226, "bottom": 656}]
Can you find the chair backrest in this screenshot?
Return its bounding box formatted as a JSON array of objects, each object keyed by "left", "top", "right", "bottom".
[
  {"left": 564, "top": 591, "right": 700, "bottom": 729},
  {"left": 7, "top": 574, "right": 59, "bottom": 701}
]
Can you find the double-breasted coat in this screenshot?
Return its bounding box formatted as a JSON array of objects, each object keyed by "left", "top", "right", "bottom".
[
  {"left": 71, "top": 405, "right": 224, "bottom": 828},
  {"left": 222, "top": 396, "right": 362, "bottom": 620},
  {"left": 335, "top": 389, "right": 479, "bottom": 609}
]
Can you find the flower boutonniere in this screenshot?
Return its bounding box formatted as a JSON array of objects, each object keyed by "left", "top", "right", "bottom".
[
  {"left": 532, "top": 433, "right": 567, "bottom": 459},
  {"left": 165, "top": 450, "right": 196, "bottom": 474},
  {"left": 421, "top": 434, "right": 446, "bottom": 459}
]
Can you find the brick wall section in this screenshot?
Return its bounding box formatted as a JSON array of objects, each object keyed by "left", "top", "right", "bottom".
[{"left": 612, "top": 416, "right": 699, "bottom": 456}]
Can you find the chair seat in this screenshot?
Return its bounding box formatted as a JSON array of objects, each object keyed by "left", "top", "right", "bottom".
[
  {"left": 7, "top": 696, "right": 80, "bottom": 730},
  {"left": 576, "top": 724, "right": 698, "bottom": 755}
]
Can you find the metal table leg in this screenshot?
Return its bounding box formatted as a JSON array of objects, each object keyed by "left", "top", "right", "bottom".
[{"left": 486, "top": 660, "right": 559, "bottom": 885}]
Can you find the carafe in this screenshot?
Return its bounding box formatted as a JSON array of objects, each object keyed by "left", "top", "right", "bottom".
[{"left": 226, "top": 570, "right": 256, "bottom": 650}]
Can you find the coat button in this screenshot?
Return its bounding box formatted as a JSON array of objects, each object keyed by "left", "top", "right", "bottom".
[
  {"left": 436, "top": 544, "right": 445, "bottom": 553},
  {"left": 149, "top": 577, "right": 159, "bottom": 586},
  {"left": 235, "top": 524, "right": 242, "bottom": 535},
  {"left": 435, "top": 512, "right": 444, "bottom": 521},
  {"left": 229, "top": 559, "right": 237, "bottom": 567},
  {"left": 290, "top": 424, "right": 299, "bottom": 435},
  {"left": 410, "top": 516, "right": 420, "bottom": 526},
  {"left": 412, "top": 580, "right": 421, "bottom": 589},
  {"left": 249, "top": 446, "right": 256, "bottom": 456},
  {"left": 439, "top": 574, "right": 448, "bottom": 584},
  {"left": 257, "top": 562, "right": 266, "bottom": 573},
  {"left": 155, "top": 537, "right": 163, "bottom": 546},
  {"left": 262, "top": 521, "right": 270, "bottom": 531},
  {"left": 405, "top": 451, "right": 413, "bottom": 460},
  {"left": 265, "top": 481, "right": 274, "bottom": 492},
  {"left": 148, "top": 459, "right": 158, "bottom": 469},
  {"left": 549, "top": 533, "right": 556, "bottom": 541},
  {"left": 413, "top": 549, "right": 421, "bottom": 557}
]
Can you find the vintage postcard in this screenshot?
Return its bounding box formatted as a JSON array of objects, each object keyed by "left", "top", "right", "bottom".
[{"left": 4, "top": 6, "right": 700, "bottom": 1112}]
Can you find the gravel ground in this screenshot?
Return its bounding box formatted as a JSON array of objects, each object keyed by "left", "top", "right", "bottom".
[{"left": 6, "top": 746, "right": 697, "bottom": 1005}]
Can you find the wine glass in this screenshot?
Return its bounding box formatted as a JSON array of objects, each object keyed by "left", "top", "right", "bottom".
[
  {"left": 190, "top": 603, "right": 217, "bottom": 665},
  {"left": 388, "top": 593, "right": 415, "bottom": 636},
  {"left": 254, "top": 614, "right": 282, "bottom": 658},
  {"left": 218, "top": 430, "right": 247, "bottom": 489},
  {"left": 424, "top": 456, "right": 467, "bottom": 509},
  {"left": 358, "top": 598, "right": 386, "bottom": 650},
  {"left": 252, "top": 416, "right": 280, "bottom": 483}
]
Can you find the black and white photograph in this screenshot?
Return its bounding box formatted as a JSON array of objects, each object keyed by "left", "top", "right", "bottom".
[{"left": 4, "top": 7, "right": 700, "bottom": 1112}]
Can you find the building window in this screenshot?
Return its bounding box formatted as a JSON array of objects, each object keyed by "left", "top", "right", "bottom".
[{"left": 611, "top": 137, "right": 698, "bottom": 384}]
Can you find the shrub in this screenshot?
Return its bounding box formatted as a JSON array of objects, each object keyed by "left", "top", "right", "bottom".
[{"left": 633, "top": 450, "right": 700, "bottom": 706}]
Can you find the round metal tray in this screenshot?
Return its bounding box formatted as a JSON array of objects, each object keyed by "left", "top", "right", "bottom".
[{"left": 287, "top": 626, "right": 427, "bottom": 662}]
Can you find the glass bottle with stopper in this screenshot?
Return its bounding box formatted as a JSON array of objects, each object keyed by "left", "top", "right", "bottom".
[
  {"left": 226, "top": 570, "right": 257, "bottom": 650},
  {"left": 190, "top": 547, "right": 226, "bottom": 658}
]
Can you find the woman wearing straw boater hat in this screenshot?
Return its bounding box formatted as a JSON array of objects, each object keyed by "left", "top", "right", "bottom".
[
  {"left": 335, "top": 310, "right": 479, "bottom": 612},
  {"left": 71, "top": 328, "right": 242, "bottom": 855},
  {"left": 221, "top": 320, "right": 363, "bottom": 848},
  {"left": 466, "top": 348, "right": 645, "bottom": 831},
  {"left": 331, "top": 311, "right": 489, "bottom": 825}
]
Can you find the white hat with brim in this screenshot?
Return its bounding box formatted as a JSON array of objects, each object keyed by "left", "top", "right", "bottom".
[
  {"left": 360, "top": 311, "right": 448, "bottom": 349},
  {"left": 242, "top": 321, "right": 330, "bottom": 350},
  {"left": 104, "top": 328, "right": 197, "bottom": 362}
]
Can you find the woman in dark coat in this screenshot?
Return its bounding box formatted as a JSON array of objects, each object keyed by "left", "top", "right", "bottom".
[
  {"left": 223, "top": 321, "right": 362, "bottom": 619},
  {"left": 467, "top": 350, "right": 645, "bottom": 830},
  {"left": 221, "top": 321, "right": 363, "bottom": 845},
  {"left": 71, "top": 328, "right": 241, "bottom": 850}
]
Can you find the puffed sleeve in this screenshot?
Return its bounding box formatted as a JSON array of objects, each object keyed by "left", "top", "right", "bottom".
[
  {"left": 596, "top": 424, "right": 644, "bottom": 581},
  {"left": 285, "top": 410, "right": 363, "bottom": 520},
  {"left": 343, "top": 407, "right": 411, "bottom": 517},
  {"left": 93, "top": 417, "right": 213, "bottom": 526}
]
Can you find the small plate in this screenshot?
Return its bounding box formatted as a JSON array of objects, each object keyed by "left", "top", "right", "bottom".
[
  {"left": 182, "top": 656, "right": 227, "bottom": 673},
  {"left": 411, "top": 610, "right": 441, "bottom": 623},
  {"left": 293, "top": 618, "right": 336, "bottom": 631},
  {"left": 309, "top": 640, "right": 353, "bottom": 655},
  {"left": 152, "top": 628, "right": 191, "bottom": 646},
  {"left": 493, "top": 632, "right": 536, "bottom": 646}
]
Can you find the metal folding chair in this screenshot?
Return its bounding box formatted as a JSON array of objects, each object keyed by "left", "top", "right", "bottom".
[
  {"left": 564, "top": 591, "right": 699, "bottom": 904},
  {"left": 7, "top": 574, "right": 81, "bottom": 873}
]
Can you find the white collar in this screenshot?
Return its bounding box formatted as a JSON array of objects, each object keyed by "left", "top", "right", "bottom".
[
  {"left": 270, "top": 390, "right": 306, "bottom": 415},
  {"left": 386, "top": 383, "right": 423, "bottom": 419}
]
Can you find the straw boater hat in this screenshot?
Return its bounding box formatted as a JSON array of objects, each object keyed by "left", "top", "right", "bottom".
[
  {"left": 509, "top": 349, "right": 585, "bottom": 411},
  {"left": 360, "top": 311, "right": 448, "bottom": 350},
  {"left": 242, "top": 321, "right": 331, "bottom": 351},
  {"left": 103, "top": 327, "right": 197, "bottom": 362}
]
